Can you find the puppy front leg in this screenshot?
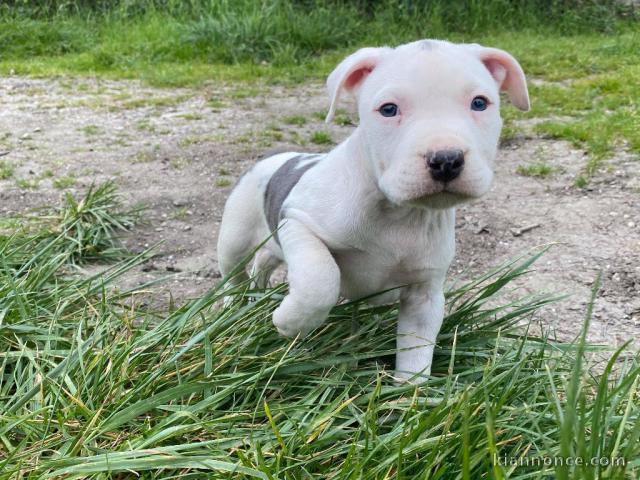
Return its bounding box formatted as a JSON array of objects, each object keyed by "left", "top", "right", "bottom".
[
  {"left": 272, "top": 219, "right": 340, "bottom": 337},
  {"left": 395, "top": 284, "right": 445, "bottom": 383}
]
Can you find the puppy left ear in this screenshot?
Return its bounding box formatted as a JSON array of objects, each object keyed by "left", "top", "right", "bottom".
[
  {"left": 325, "top": 46, "right": 392, "bottom": 123},
  {"left": 470, "top": 46, "right": 530, "bottom": 111}
]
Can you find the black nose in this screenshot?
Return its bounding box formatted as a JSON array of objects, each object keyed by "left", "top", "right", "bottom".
[{"left": 426, "top": 149, "right": 465, "bottom": 182}]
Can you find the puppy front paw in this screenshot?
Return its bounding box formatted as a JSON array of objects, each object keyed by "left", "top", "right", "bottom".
[
  {"left": 393, "top": 367, "right": 431, "bottom": 385},
  {"left": 272, "top": 296, "right": 328, "bottom": 338}
]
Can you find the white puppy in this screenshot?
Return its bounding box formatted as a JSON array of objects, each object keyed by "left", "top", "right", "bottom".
[{"left": 217, "top": 39, "right": 529, "bottom": 382}]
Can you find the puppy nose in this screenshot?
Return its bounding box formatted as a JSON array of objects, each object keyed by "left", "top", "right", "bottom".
[{"left": 426, "top": 149, "right": 465, "bottom": 182}]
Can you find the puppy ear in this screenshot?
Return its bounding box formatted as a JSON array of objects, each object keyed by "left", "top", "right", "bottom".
[
  {"left": 325, "top": 47, "right": 392, "bottom": 123},
  {"left": 470, "top": 46, "right": 530, "bottom": 111}
]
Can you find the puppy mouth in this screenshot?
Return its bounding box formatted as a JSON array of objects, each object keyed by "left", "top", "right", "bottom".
[
  {"left": 407, "top": 184, "right": 478, "bottom": 208},
  {"left": 422, "top": 181, "right": 474, "bottom": 198},
  {"left": 413, "top": 189, "right": 466, "bottom": 202},
  {"left": 442, "top": 184, "right": 476, "bottom": 197},
  {"left": 379, "top": 171, "right": 484, "bottom": 207}
]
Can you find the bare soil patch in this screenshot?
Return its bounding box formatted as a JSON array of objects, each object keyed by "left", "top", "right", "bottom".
[{"left": 1, "top": 77, "right": 638, "bottom": 348}]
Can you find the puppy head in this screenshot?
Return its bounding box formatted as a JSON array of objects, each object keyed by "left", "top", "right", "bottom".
[{"left": 326, "top": 40, "right": 529, "bottom": 209}]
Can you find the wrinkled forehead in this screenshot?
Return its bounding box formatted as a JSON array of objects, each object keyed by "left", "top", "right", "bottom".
[{"left": 365, "top": 42, "right": 497, "bottom": 99}]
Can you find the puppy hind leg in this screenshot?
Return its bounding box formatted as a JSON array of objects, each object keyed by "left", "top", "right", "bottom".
[
  {"left": 217, "top": 224, "right": 253, "bottom": 308},
  {"left": 216, "top": 175, "right": 264, "bottom": 289},
  {"left": 218, "top": 242, "right": 250, "bottom": 288},
  {"left": 250, "top": 248, "right": 282, "bottom": 289}
]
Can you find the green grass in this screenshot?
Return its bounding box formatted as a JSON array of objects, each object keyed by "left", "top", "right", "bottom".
[
  {"left": 0, "top": 1, "right": 629, "bottom": 66},
  {"left": 136, "top": 119, "right": 156, "bottom": 132},
  {"left": 492, "top": 29, "right": 640, "bottom": 177},
  {"left": 79, "top": 124, "right": 101, "bottom": 135},
  {"left": 261, "top": 126, "right": 284, "bottom": 143},
  {"left": 310, "top": 130, "right": 333, "bottom": 145},
  {"left": 516, "top": 162, "right": 558, "bottom": 178},
  {"left": 0, "top": 6, "right": 638, "bottom": 475},
  {"left": 215, "top": 177, "right": 232, "bottom": 188},
  {"left": 0, "top": 183, "right": 639, "bottom": 478},
  {"left": 574, "top": 175, "right": 589, "bottom": 188},
  {"left": 283, "top": 115, "right": 307, "bottom": 126},
  {"left": 0, "top": 2, "right": 637, "bottom": 178},
  {"left": 15, "top": 178, "right": 39, "bottom": 190},
  {"left": 53, "top": 175, "right": 77, "bottom": 189},
  {"left": 178, "top": 134, "right": 225, "bottom": 147},
  {"left": 0, "top": 160, "right": 14, "bottom": 180},
  {"left": 179, "top": 113, "right": 204, "bottom": 121},
  {"left": 131, "top": 149, "right": 157, "bottom": 163},
  {"left": 334, "top": 112, "right": 355, "bottom": 126}
]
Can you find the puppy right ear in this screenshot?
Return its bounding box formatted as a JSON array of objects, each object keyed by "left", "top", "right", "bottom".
[
  {"left": 325, "top": 47, "right": 392, "bottom": 123},
  {"left": 466, "top": 44, "right": 530, "bottom": 111}
]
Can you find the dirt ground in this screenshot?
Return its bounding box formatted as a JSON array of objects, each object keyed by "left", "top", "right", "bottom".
[{"left": 1, "top": 77, "right": 638, "bottom": 349}]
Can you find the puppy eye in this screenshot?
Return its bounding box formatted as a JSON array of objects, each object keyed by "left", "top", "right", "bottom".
[
  {"left": 379, "top": 103, "right": 399, "bottom": 117},
  {"left": 470, "top": 96, "right": 489, "bottom": 111}
]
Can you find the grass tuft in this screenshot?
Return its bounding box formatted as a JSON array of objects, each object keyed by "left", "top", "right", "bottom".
[
  {"left": 516, "top": 162, "right": 558, "bottom": 178},
  {"left": 0, "top": 160, "right": 15, "bottom": 179},
  {"left": 52, "top": 181, "right": 140, "bottom": 262},
  {"left": 283, "top": 114, "right": 307, "bottom": 126},
  {"left": 310, "top": 130, "right": 333, "bottom": 145},
  {"left": 53, "top": 175, "right": 77, "bottom": 189}
]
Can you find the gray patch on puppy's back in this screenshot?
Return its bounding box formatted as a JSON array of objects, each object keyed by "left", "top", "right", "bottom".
[{"left": 264, "top": 154, "right": 322, "bottom": 242}]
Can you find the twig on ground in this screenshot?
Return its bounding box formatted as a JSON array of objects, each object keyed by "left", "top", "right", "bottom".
[{"left": 510, "top": 223, "right": 541, "bottom": 237}]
